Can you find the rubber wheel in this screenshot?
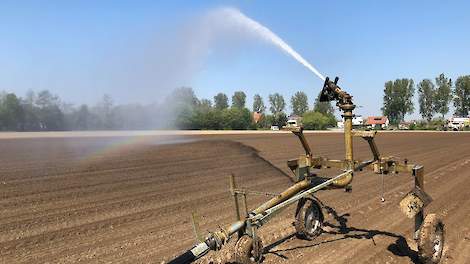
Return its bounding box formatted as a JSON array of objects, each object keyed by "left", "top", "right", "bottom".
[
  {"left": 295, "top": 198, "right": 323, "bottom": 240},
  {"left": 418, "top": 214, "right": 445, "bottom": 264},
  {"left": 235, "top": 235, "right": 263, "bottom": 264}
]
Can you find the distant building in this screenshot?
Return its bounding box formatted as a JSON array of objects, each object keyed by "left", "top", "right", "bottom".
[
  {"left": 337, "top": 121, "right": 344, "bottom": 129},
  {"left": 366, "top": 116, "right": 389, "bottom": 129},
  {"left": 337, "top": 115, "right": 364, "bottom": 129},
  {"left": 352, "top": 116, "right": 364, "bottom": 127}
]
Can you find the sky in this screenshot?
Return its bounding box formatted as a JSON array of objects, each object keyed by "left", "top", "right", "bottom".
[{"left": 0, "top": 0, "right": 469, "bottom": 119}]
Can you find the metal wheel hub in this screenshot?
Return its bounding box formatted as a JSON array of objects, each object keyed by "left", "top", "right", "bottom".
[
  {"left": 305, "top": 205, "right": 321, "bottom": 233},
  {"left": 431, "top": 229, "right": 443, "bottom": 261}
]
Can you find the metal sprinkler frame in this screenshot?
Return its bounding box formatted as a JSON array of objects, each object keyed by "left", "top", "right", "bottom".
[{"left": 169, "top": 77, "right": 445, "bottom": 264}]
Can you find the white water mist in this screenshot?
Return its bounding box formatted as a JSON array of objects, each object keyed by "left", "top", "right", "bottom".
[{"left": 211, "top": 7, "right": 326, "bottom": 81}]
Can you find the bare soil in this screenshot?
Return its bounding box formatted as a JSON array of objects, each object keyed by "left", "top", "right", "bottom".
[{"left": 0, "top": 132, "right": 469, "bottom": 263}]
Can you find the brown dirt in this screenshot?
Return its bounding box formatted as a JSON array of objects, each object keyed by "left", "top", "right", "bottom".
[{"left": 0, "top": 132, "right": 469, "bottom": 263}]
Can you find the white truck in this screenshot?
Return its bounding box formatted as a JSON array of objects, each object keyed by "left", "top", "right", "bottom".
[{"left": 286, "top": 119, "right": 299, "bottom": 128}]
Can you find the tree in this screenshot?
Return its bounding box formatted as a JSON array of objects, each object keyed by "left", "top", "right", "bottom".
[
  {"left": 272, "top": 112, "right": 288, "bottom": 127},
  {"left": 199, "top": 99, "right": 212, "bottom": 109},
  {"left": 453, "top": 75, "right": 470, "bottom": 117},
  {"left": 417, "top": 79, "right": 436, "bottom": 122},
  {"left": 35, "top": 90, "right": 65, "bottom": 130},
  {"left": 313, "top": 92, "right": 335, "bottom": 116},
  {"left": 252, "top": 94, "right": 266, "bottom": 113},
  {"left": 268, "top": 93, "right": 285, "bottom": 114},
  {"left": 167, "top": 87, "right": 199, "bottom": 129},
  {"left": 291, "top": 91, "right": 309, "bottom": 116},
  {"left": 190, "top": 99, "right": 222, "bottom": 130},
  {"left": 214, "top": 93, "right": 229, "bottom": 110},
  {"left": 170, "top": 87, "right": 199, "bottom": 108},
  {"left": 434, "top": 73, "right": 452, "bottom": 118},
  {"left": 195, "top": 108, "right": 223, "bottom": 130},
  {"left": 302, "top": 111, "right": 336, "bottom": 130},
  {"left": 221, "top": 107, "right": 252, "bottom": 130},
  {"left": 0, "top": 93, "right": 24, "bottom": 130},
  {"left": 21, "top": 90, "right": 40, "bottom": 131},
  {"left": 75, "top": 104, "right": 91, "bottom": 130},
  {"left": 98, "top": 94, "right": 115, "bottom": 130},
  {"left": 231, "top": 91, "right": 246, "bottom": 109},
  {"left": 382, "top": 79, "right": 415, "bottom": 125}
]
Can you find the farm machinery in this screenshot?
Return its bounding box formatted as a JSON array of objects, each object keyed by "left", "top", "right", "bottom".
[{"left": 168, "top": 77, "right": 444, "bottom": 264}]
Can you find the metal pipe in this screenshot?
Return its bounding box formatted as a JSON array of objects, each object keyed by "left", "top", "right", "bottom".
[
  {"left": 332, "top": 104, "right": 355, "bottom": 187},
  {"left": 252, "top": 178, "right": 311, "bottom": 214},
  {"left": 168, "top": 220, "right": 245, "bottom": 263},
  {"left": 168, "top": 178, "right": 312, "bottom": 263},
  {"left": 167, "top": 242, "right": 209, "bottom": 264},
  {"left": 366, "top": 138, "right": 380, "bottom": 161},
  {"left": 229, "top": 174, "right": 241, "bottom": 221},
  {"left": 253, "top": 170, "right": 353, "bottom": 224},
  {"left": 293, "top": 128, "right": 312, "bottom": 156},
  {"left": 413, "top": 166, "right": 425, "bottom": 239},
  {"left": 319, "top": 77, "right": 355, "bottom": 188},
  {"left": 343, "top": 108, "right": 354, "bottom": 166}
]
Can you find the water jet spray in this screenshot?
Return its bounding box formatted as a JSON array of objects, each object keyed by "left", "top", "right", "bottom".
[{"left": 210, "top": 7, "right": 325, "bottom": 81}]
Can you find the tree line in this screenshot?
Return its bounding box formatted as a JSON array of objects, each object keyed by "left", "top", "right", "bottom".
[
  {"left": 0, "top": 87, "right": 336, "bottom": 131},
  {"left": 0, "top": 90, "right": 174, "bottom": 131},
  {"left": 382, "top": 74, "right": 470, "bottom": 124},
  {"left": 4, "top": 72, "right": 466, "bottom": 131},
  {"left": 172, "top": 87, "right": 336, "bottom": 130}
]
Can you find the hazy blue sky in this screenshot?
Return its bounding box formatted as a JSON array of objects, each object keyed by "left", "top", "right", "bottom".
[{"left": 1, "top": 0, "right": 469, "bottom": 118}]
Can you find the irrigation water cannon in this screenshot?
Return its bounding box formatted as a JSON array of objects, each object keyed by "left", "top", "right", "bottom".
[{"left": 168, "top": 77, "right": 445, "bottom": 264}]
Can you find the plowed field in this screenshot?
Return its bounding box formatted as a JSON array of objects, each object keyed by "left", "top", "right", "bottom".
[{"left": 0, "top": 132, "right": 469, "bottom": 263}]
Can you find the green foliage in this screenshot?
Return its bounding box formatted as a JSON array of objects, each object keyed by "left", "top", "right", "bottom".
[
  {"left": 173, "top": 98, "right": 252, "bottom": 130},
  {"left": 417, "top": 79, "right": 436, "bottom": 122},
  {"left": 313, "top": 92, "right": 335, "bottom": 116},
  {"left": 199, "top": 99, "right": 212, "bottom": 109},
  {"left": 0, "top": 93, "right": 23, "bottom": 130},
  {"left": 382, "top": 78, "right": 415, "bottom": 125},
  {"left": 272, "top": 112, "right": 287, "bottom": 127},
  {"left": 214, "top": 93, "right": 229, "bottom": 110},
  {"left": 191, "top": 107, "right": 223, "bottom": 130},
  {"left": 268, "top": 93, "right": 285, "bottom": 114},
  {"left": 302, "top": 111, "right": 336, "bottom": 130},
  {"left": 169, "top": 87, "right": 199, "bottom": 129},
  {"left": 409, "top": 118, "right": 446, "bottom": 131},
  {"left": 434, "top": 73, "right": 452, "bottom": 118},
  {"left": 291, "top": 91, "right": 309, "bottom": 116},
  {"left": 453, "top": 75, "right": 470, "bottom": 117},
  {"left": 221, "top": 107, "right": 252, "bottom": 130},
  {"left": 231, "top": 91, "right": 246, "bottom": 109},
  {"left": 95, "top": 94, "right": 115, "bottom": 130},
  {"left": 174, "top": 107, "right": 195, "bottom": 129},
  {"left": 1, "top": 74, "right": 464, "bottom": 132},
  {"left": 263, "top": 114, "right": 274, "bottom": 128},
  {"left": 252, "top": 94, "right": 266, "bottom": 113},
  {"left": 75, "top": 105, "right": 91, "bottom": 130},
  {"left": 30, "top": 90, "right": 65, "bottom": 131},
  {"left": 20, "top": 90, "right": 41, "bottom": 131}
]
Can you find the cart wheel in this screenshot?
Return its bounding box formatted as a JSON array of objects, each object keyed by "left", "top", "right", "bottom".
[
  {"left": 295, "top": 197, "right": 323, "bottom": 240},
  {"left": 235, "top": 235, "right": 263, "bottom": 264},
  {"left": 418, "top": 214, "right": 444, "bottom": 264}
]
